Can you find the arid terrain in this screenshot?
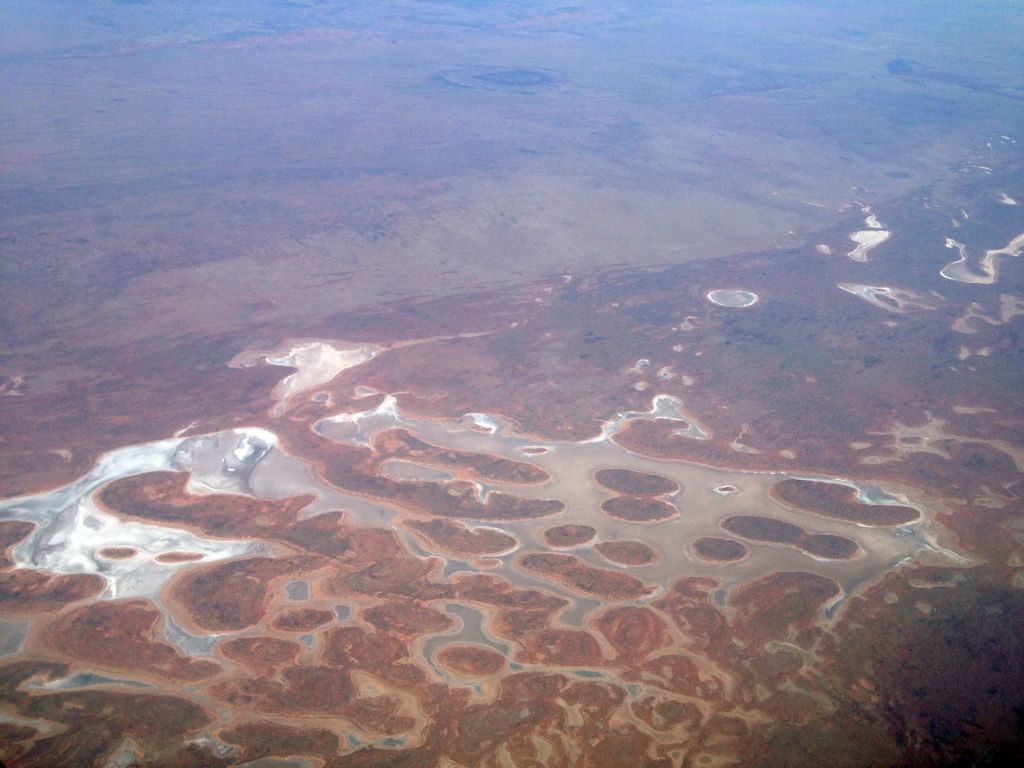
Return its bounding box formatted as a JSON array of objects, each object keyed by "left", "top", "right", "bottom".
[{"left": 2, "top": 2, "right": 1023, "bottom": 767}]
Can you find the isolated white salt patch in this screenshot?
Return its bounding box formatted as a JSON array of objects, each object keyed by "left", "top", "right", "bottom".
[
  {"left": 232, "top": 340, "right": 383, "bottom": 416},
  {"left": 181, "top": 427, "right": 280, "bottom": 495},
  {"left": 462, "top": 413, "right": 501, "bottom": 434},
  {"left": 861, "top": 207, "right": 885, "bottom": 229},
  {"left": 729, "top": 441, "right": 760, "bottom": 454},
  {"left": 585, "top": 393, "right": 710, "bottom": 444},
  {"left": 268, "top": 341, "right": 382, "bottom": 415},
  {"left": 837, "top": 283, "right": 942, "bottom": 314},
  {"left": 232, "top": 435, "right": 260, "bottom": 464},
  {"left": 323, "top": 394, "right": 399, "bottom": 425},
  {"left": 815, "top": 244, "right": 832, "bottom": 255},
  {"left": 315, "top": 394, "right": 402, "bottom": 446},
  {"left": 847, "top": 230, "right": 890, "bottom": 262},
  {"left": 952, "top": 405, "right": 996, "bottom": 415},
  {"left": 996, "top": 192, "right": 1017, "bottom": 205},
  {"left": 705, "top": 289, "right": 759, "bottom": 308}
]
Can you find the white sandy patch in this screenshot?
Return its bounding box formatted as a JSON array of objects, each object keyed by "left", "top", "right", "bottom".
[
  {"left": 837, "top": 283, "right": 943, "bottom": 314},
  {"left": 814, "top": 244, "right": 832, "bottom": 255},
  {"left": 847, "top": 230, "right": 890, "bottom": 262},
  {"left": 233, "top": 340, "right": 383, "bottom": 416},
  {"left": 461, "top": 413, "right": 501, "bottom": 434},
  {"left": 181, "top": 427, "right": 280, "bottom": 495},
  {"left": 996, "top": 192, "right": 1018, "bottom": 205},
  {"left": 729, "top": 441, "right": 760, "bottom": 454},
  {"left": 861, "top": 207, "right": 885, "bottom": 229},
  {"left": 705, "top": 289, "right": 759, "bottom": 308},
  {"left": 1, "top": 375, "right": 25, "bottom": 396},
  {"left": 939, "top": 238, "right": 978, "bottom": 283},
  {"left": 324, "top": 394, "right": 399, "bottom": 425},
  {"left": 585, "top": 393, "right": 710, "bottom": 444},
  {"left": 314, "top": 394, "right": 405, "bottom": 447},
  {"left": 941, "top": 232, "right": 1024, "bottom": 285},
  {"left": 223, "top": 428, "right": 278, "bottom": 465},
  {"left": 951, "top": 294, "right": 1024, "bottom": 333},
  {"left": 952, "top": 405, "right": 997, "bottom": 415}
]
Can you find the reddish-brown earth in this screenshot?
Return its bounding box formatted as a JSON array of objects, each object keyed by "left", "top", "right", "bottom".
[
  {"left": 170, "top": 555, "right": 319, "bottom": 632},
  {"left": 693, "top": 536, "right": 748, "bottom": 562},
  {"left": 517, "top": 552, "right": 655, "bottom": 600},
  {"left": 771, "top": 479, "right": 920, "bottom": 525},
  {"left": 542, "top": 523, "right": 597, "bottom": 547},
  {"left": 219, "top": 721, "right": 341, "bottom": 763},
  {"left": 376, "top": 428, "right": 549, "bottom": 484},
  {"left": 0, "top": 660, "right": 214, "bottom": 768},
  {"left": 437, "top": 644, "right": 506, "bottom": 676},
  {"left": 405, "top": 517, "right": 517, "bottom": 556},
  {"left": 595, "top": 539, "right": 660, "bottom": 566},
  {"left": 0, "top": 520, "right": 34, "bottom": 569},
  {"left": 594, "top": 468, "right": 679, "bottom": 496},
  {"left": 271, "top": 606, "right": 335, "bottom": 632},
  {"left": 218, "top": 636, "right": 301, "bottom": 674},
  {"left": 722, "top": 515, "right": 804, "bottom": 544},
  {"left": 593, "top": 606, "right": 671, "bottom": 664},
  {"left": 629, "top": 653, "right": 726, "bottom": 701},
  {"left": 731, "top": 571, "right": 842, "bottom": 647},
  {"left": 154, "top": 550, "right": 205, "bottom": 563},
  {"left": 211, "top": 663, "right": 414, "bottom": 734},
  {"left": 722, "top": 515, "right": 860, "bottom": 560},
  {"left": 279, "top": 426, "right": 566, "bottom": 522},
  {"left": 652, "top": 577, "right": 734, "bottom": 659},
  {"left": 514, "top": 628, "right": 605, "bottom": 667},
  {"left": 97, "top": 546, "right": 138, "bottom": 560},
  {"left": 600, "top": 496, "right": 680, "bottom": 522},
  {"left": 97, "top": 471, "right": 316, "bottom": 539},
  {"left": 799, "top": 533, "right": 860, "bottom": 560},
  {"left": 362, "top": 599, "right": 455, "bottom": 636},
  {"left": 48, "top": 600, "right": 221, "bottom": 681},
  {"left": 632, "top": 695, "right": 703, "bottom": 734},
  {"left": 0, "top": 570, "right": 105, "bottom": 614}
]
